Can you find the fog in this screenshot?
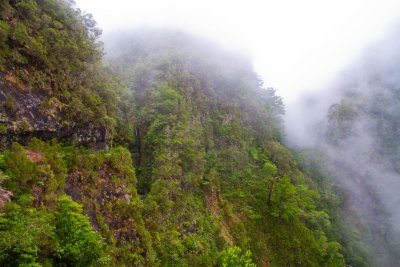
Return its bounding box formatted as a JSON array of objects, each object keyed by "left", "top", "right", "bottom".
[
  {"left": 75, "top": 0, "right": 400, "bottom": 106},
  {"left": 289, "top": 26, "right": 400, "bottom": 266},
  {"left": 74, "top": 1, "right": 400, "bottom": 265}
]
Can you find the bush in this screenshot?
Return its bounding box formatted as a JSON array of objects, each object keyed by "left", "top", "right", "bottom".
[
  {"left": 54, "top": 195, "right": 109, "bottom": 266},
  {"left": 221, "top": 246, "right": 256, "bottom": 267}
]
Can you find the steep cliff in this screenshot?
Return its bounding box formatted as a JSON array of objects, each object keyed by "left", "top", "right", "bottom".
[
  {"left": 0, "top": 0, "right": 133, "bottom": 149},
  {"left": 0, "top": 1, "right": 357, "bottom": 266}
]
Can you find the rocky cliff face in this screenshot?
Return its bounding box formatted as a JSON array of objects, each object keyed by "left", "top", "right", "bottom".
[
  {"left": 0, "top": 74, "right": 109, "bottom": 150},
  {"left": 0, "top": 186, "right": 12, "bottom": 209}
]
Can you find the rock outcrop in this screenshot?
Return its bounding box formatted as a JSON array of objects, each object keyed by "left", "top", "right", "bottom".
[{"left": 0, "top": 74, "right": 109, "bottom": 150}]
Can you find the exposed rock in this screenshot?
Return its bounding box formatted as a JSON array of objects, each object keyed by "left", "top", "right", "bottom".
[
  {"left": 26, "top": 150, "right": 44, "bottom": 163},
  {"left": 205, "top": 187, "right": 234, "bottom": 245},
  {"left": 0, "top": 74, "right": 109, "bottom": 150},
  {"left": 0, "top": 187, "right": 13, "bottom": 210},
  {"left": 31, "top": 185, "right": 44, "bottom": 207},
  {"left": 66, "top": 162, "right": 137, "bottom": 244}
]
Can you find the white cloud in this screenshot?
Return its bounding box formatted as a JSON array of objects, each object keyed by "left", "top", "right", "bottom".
[{"left": 75, "top": 0, "right": 400, "bottom": 105}]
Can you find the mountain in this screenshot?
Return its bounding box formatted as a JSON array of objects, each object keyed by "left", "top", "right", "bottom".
[{"left": 0, "top": 1, "right": 362, "bottom": 266}]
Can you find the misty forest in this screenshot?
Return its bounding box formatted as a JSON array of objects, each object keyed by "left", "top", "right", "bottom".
[{"left": 0, "top": 1, "right": 400, "bottom": 266}]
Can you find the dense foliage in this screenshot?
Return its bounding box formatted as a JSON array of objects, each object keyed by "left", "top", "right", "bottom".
[
  {"left": 103, "top": 30, "right": 347, "bottom": 266},
  {"left": 221, "top": 246, "right": 256, "bottom": 267},
  {"left": 0, "top": 0, "right": 134, "bottom": 145}
]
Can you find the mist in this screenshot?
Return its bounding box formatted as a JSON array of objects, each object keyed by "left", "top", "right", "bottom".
[
  {"left": 75, "top": 0, "right": 400, "bottom": 106},
  {"left": 287, "top": 24, "right": 400, "bottom": 266}
]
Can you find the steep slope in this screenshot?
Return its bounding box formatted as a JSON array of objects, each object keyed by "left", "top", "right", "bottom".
[
  {"left": 0, "top": 2, "right": 352, "bottom": 266},
  {"left": 0, "top": 140, "right": 150, "bottom": 265},
  {"left": 0, "top": 0, "right": 133, "bottom": 149},
  {"left": 105, "top": 30, "right": 346, "bottom": 266}
]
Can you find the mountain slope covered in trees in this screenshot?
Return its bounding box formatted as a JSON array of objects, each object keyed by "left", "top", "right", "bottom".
[{"left": 0, "top": 1, "right": 367, "bottom": 266}]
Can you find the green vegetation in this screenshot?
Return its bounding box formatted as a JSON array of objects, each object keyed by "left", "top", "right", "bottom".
[
  {"left": 0, "top": 0, "right": 101, "bottom": 84},
  {"left": 107, "top": 30, "right": 348, "bottom": 266},
  {"left": 54, "top": 195, "right": 109, "bottom": 266},
  {"left": 0, "top": 198, "right": 55, "bottom": 266},
  {"left": 0, "top": 139, "right": 150, "bottom": 266},
  {"left": 0, "top": 0, "right": 134, "bottom": 144},
  {"left": 221, "top": 246, "right": 256, "bottom": 267},
  {"left": 0, "top": 193, "right": 108, "bottom": 266}
]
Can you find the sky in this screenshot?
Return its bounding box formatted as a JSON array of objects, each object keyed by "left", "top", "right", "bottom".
[{"left": 74, "top": 0, "right": 400, "bottom": 106}]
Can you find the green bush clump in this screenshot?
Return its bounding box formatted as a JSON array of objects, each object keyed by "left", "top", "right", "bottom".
[
  {"left": 221, "top": 246, "right": 256, "bottom": 267},
  {"left": 0, "top": 193, "right": 108, "bottom": 267},
  {"left": 54, "top": 195, "right": 109, "bottom": 266}
]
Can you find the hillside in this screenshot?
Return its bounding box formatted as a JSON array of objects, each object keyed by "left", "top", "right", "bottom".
[
  {"left": 0, "top": 1, "right": 361, "bottom": 266},
  {"left": 0, "top": 0, "right": 133, "bottom": 149}
]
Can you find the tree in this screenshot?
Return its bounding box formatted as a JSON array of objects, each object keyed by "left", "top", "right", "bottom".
[
  {"left": 0, "top": 197, "right": 55, "bottom": 266},
  {"left": 263, "top": 160, "right": 278, "bottom": 206},
  {"left": 54, "top": 195, "right": 109, "bottom": 266},
  {"left": 221, "top": 246, "right": 256, "bottom": 267}
]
